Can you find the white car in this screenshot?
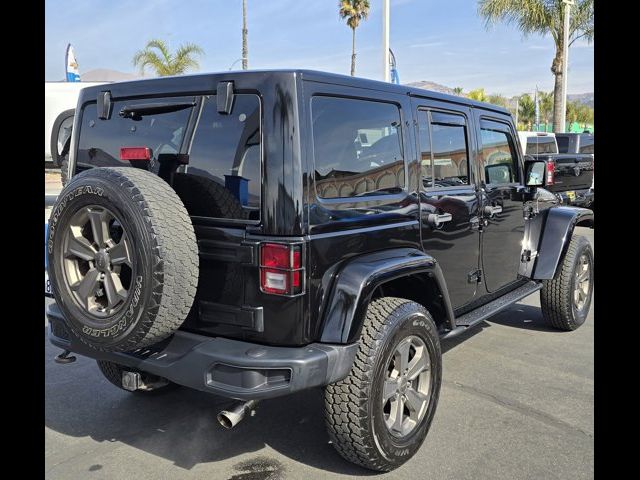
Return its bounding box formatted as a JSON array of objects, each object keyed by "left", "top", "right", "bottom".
[{"left": 45, "top": 82, "right": 106, "bottom": 172}]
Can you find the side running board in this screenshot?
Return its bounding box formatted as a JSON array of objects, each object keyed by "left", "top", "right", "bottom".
[{"left": 441, "top": 281, "right": 542, "bottom": 340}]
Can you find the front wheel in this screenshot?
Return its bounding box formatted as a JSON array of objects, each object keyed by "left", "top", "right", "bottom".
[
  {"left": 540, "top": 234, "right": 594, "bottom": 331},
  {"left": 324, "top": 297, "right": 442, "bottom": 472}
]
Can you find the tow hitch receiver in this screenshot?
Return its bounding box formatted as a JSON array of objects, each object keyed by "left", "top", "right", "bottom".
[{"left": 121, "top": 371, "right": 169, "bottom": 392}]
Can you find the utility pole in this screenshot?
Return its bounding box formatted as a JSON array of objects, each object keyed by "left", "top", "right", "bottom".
[
  {"left": 382, "top": 0, "right": 390, "bottom": 82},
  {"left": 559, "top": 0, "right": 574, "bottom": 132},
  {"left": 242, "top": 0, "right": 248, "bottom": 70}
]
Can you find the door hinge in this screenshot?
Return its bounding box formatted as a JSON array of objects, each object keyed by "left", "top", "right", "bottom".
[{"left": 468, "top": 269, "right": 482, "bottom": 284}]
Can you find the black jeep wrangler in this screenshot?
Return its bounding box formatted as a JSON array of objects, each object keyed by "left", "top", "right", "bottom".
[{"left": 46, "top": 70, "right": 594, "bottom": 472}]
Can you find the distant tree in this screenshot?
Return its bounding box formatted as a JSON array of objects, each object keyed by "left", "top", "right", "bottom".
[
  {"left": 538, "top": 90, "right": 554, "bottom": 127},
  {"left": 133, "top": 39, "right": 204, "bottom": 76},
  {"left": 576, "top": 103, "right": 594, "bottom": 129},
  {"left": 487, "top": 93, "right": 508, "bottom": 108},
  {"left": 339, "top": 0, "right": 371, "bottom": 76},
  {"left": 453, "top": 87, "right": 464, "bottom": 96},
  {"left": 478, "top": 0, "right": 594, "bottom": 131},
  {"left": 566, "top": 100, "right": 581, "bottom": 125},
  {"left": 518, "top": 93, "right": 535, "bottom": 129},
  {"left": 467, "top": 88, "right": 487, "bottom": 102}
]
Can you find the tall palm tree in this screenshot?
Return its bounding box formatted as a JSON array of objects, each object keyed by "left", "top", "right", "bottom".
[
  {"left": 478, "top": 0, "right": 593, "bottom": 132},
  {"left": 133, "top": 39, "right": 204, "bottom": 76},
  {"left": 339, "top": 0, "right": 370, "bottom": 76},
  {"left": 242, "top": 0, "right": 248, "bottom": 70}
]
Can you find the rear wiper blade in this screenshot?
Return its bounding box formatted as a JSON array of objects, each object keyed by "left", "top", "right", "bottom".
[{"left": 119, "top": 101, "right": 196, "bottom": 119}]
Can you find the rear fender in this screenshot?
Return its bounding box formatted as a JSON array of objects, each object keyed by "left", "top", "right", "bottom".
[{"left": 319, "top": 248, "right": 455, "bottom": 344}]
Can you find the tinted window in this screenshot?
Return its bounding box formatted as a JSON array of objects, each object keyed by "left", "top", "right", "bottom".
[
  {"left": 480, "top": 128, "right": 519, "bottom": 184},
  {"left": 417, "top": 110, "right": 432, "bottom": 188},
  {"left": 312, "top": 96, "right": 405, "bottom": 199},
  {"left": 178, "top": 94, "right": 261, "bottom": 221},
  {"left": 525, "top": 136, "right": 557, "bottom": 154},
  {"left": 579, "top": 135, "right": 594, "bottom": 154},
  {"left": 76, "top": 96, "right": 195, "bottom": 171},
  {"left": 430, "top": 115, "right": 469, "bottom": 187},
  {"left": 556, "top": 135, "right": 570, "bottom": 153}
]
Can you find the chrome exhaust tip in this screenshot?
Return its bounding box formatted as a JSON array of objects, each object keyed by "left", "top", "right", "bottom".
[{"left": 217, "top": 400, "right": 259, "bottom": 429}]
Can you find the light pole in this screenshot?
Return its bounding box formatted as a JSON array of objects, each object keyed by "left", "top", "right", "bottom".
[
  {"left": 382, "top": 0, "right": 390, "bottom": 82},
  {"left": 559, "top": 0, "right": 574, "bottom": 132}
]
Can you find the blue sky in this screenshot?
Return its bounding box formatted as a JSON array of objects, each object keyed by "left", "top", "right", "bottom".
[{"left": 45, "top": 0, "right": 594, "bottom": 96}]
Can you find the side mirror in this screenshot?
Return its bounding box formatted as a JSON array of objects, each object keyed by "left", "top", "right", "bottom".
[{"left": 524, "top": 156, "right": 546, "bottom": 187}]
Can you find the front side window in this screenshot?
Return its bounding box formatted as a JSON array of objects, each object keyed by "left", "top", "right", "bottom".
[
  {"left": 480, "top": 127, "right": 519, "bottom": 184},
  {"left": 311, "top": 96, "right": 405, "bottom": 199}
]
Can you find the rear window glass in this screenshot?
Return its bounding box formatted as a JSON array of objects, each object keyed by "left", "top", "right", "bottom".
[
  {"left": 178, "top": 94, "right": 261, "bottom": 221},
  {"left": 76, "top": 96, "right": 195, "bottom": 170},
  {"left": 525, "top": 136, "right": 557, "bottom": 155},
  {"left": 311, "top": 96, "right": 405, "bottom": 199}
]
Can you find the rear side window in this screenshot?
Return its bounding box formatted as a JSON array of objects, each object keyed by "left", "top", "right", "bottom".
[
  {"left": 430, "top": 113, "right": 469, "bottom": 187},
  {"left": 480, "top": 126, "right": 519, "bottom": 184},
  {"left": 178, "top": 94, "right": 261, "bottom": 221},
  {"left": 579, "top": 135, "right": 594, "bottom": 154},
  {"left": 556, "top": 135, "right": 569, "bottom": 153},
  {"left": 525, "top": 136, "right": 557, "bottom": 154},
  {"left": 311, "top": 96, "right": 405, "bottom": 199}
]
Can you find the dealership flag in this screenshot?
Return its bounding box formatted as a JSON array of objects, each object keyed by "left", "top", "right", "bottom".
[{"left": 65, "top": 44, "right": 80, "bottom": 82}]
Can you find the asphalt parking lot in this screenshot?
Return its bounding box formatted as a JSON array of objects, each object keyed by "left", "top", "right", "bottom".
[{"left": 45, "top": 226, "right": 594, "bottom": 480}]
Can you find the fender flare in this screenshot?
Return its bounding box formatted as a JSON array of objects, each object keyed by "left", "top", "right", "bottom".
[
  {"left": 50, "top": 108, "right": 75, "bottom": 167},
  {"left": 520, "top": 206, "right": 594, "bottom": 280},
  {"left": 319, "top": 248, "right": 455, "bottom": 344}
]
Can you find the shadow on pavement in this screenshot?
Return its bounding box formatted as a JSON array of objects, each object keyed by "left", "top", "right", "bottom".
[
  {"left": 44, "top": 328, "right": 374, "bottom": 476},
  {"left": 487, "top": 303, "right": 559, "bottom": 332},
  {"left": 44, "top": 303, "right": 558, "bottom": 475}
]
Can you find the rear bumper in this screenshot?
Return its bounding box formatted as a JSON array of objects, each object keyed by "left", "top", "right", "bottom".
[
  {"left": 46, "top": 303, "right": 358, "bottom": 401},
  {"left": 556, "top": 188, "right": 593, "bottom": 208}
]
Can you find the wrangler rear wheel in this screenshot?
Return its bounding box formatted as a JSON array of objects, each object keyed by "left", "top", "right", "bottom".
[{"left": 324, "top": 297, "right": 442, "bottom": 472}]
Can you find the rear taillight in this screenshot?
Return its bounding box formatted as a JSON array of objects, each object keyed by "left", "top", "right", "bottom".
[
  {"left": 260, "top": 243, "right": 304, "bottom": 296},
  {"left": 120, "top": 147, "right": 151, "bottom": 161},
  {"left": 546, "top": 160, "right": 555, "bottom": 185}
]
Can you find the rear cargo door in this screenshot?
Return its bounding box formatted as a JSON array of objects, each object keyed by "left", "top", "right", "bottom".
[{"left": 75, "top": 92, "right": 265, "bottom": 340}]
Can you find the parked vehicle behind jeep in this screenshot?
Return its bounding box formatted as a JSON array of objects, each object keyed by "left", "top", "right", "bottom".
[
  {"left": 555, "top": 132, "right": 594, "bottom": 209},
  {"left": 517, "top": 131, "right": 594, "bottom": 207},
  {"left": 46, "top": 70, "right": 593, "bottom": 472}
]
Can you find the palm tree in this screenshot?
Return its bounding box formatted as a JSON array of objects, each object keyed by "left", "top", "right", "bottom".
[
  {"left": 487, "top": 93, "right": 507, "bottom": 108},
  {"left": 538, "top": 90, "right": 554, "bottom": 129},
  {"left": 242, "top": 0, "right": 248, "bottom": 70},
  {"left": 518, "top": 94, "right": 535, "bottom": 129},
  {"left": 133, "top": 39, "right": 204, "bottom": 76},
  {"left": 453, "top": 87, "right": 464, "bottom": 96},
  {"left": 339, "top": 0, "right": 370, "bottom": 76},
  {"left": 478, "top": 0, "right": 594, "bottom": 132},
  {"left": 467, "top": 88, "right": 487, "bottom": 102}
]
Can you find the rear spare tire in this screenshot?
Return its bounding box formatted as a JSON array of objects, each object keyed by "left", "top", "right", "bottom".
[{"left": 47, "top": 167, "right": 199, "bottom": 352}]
